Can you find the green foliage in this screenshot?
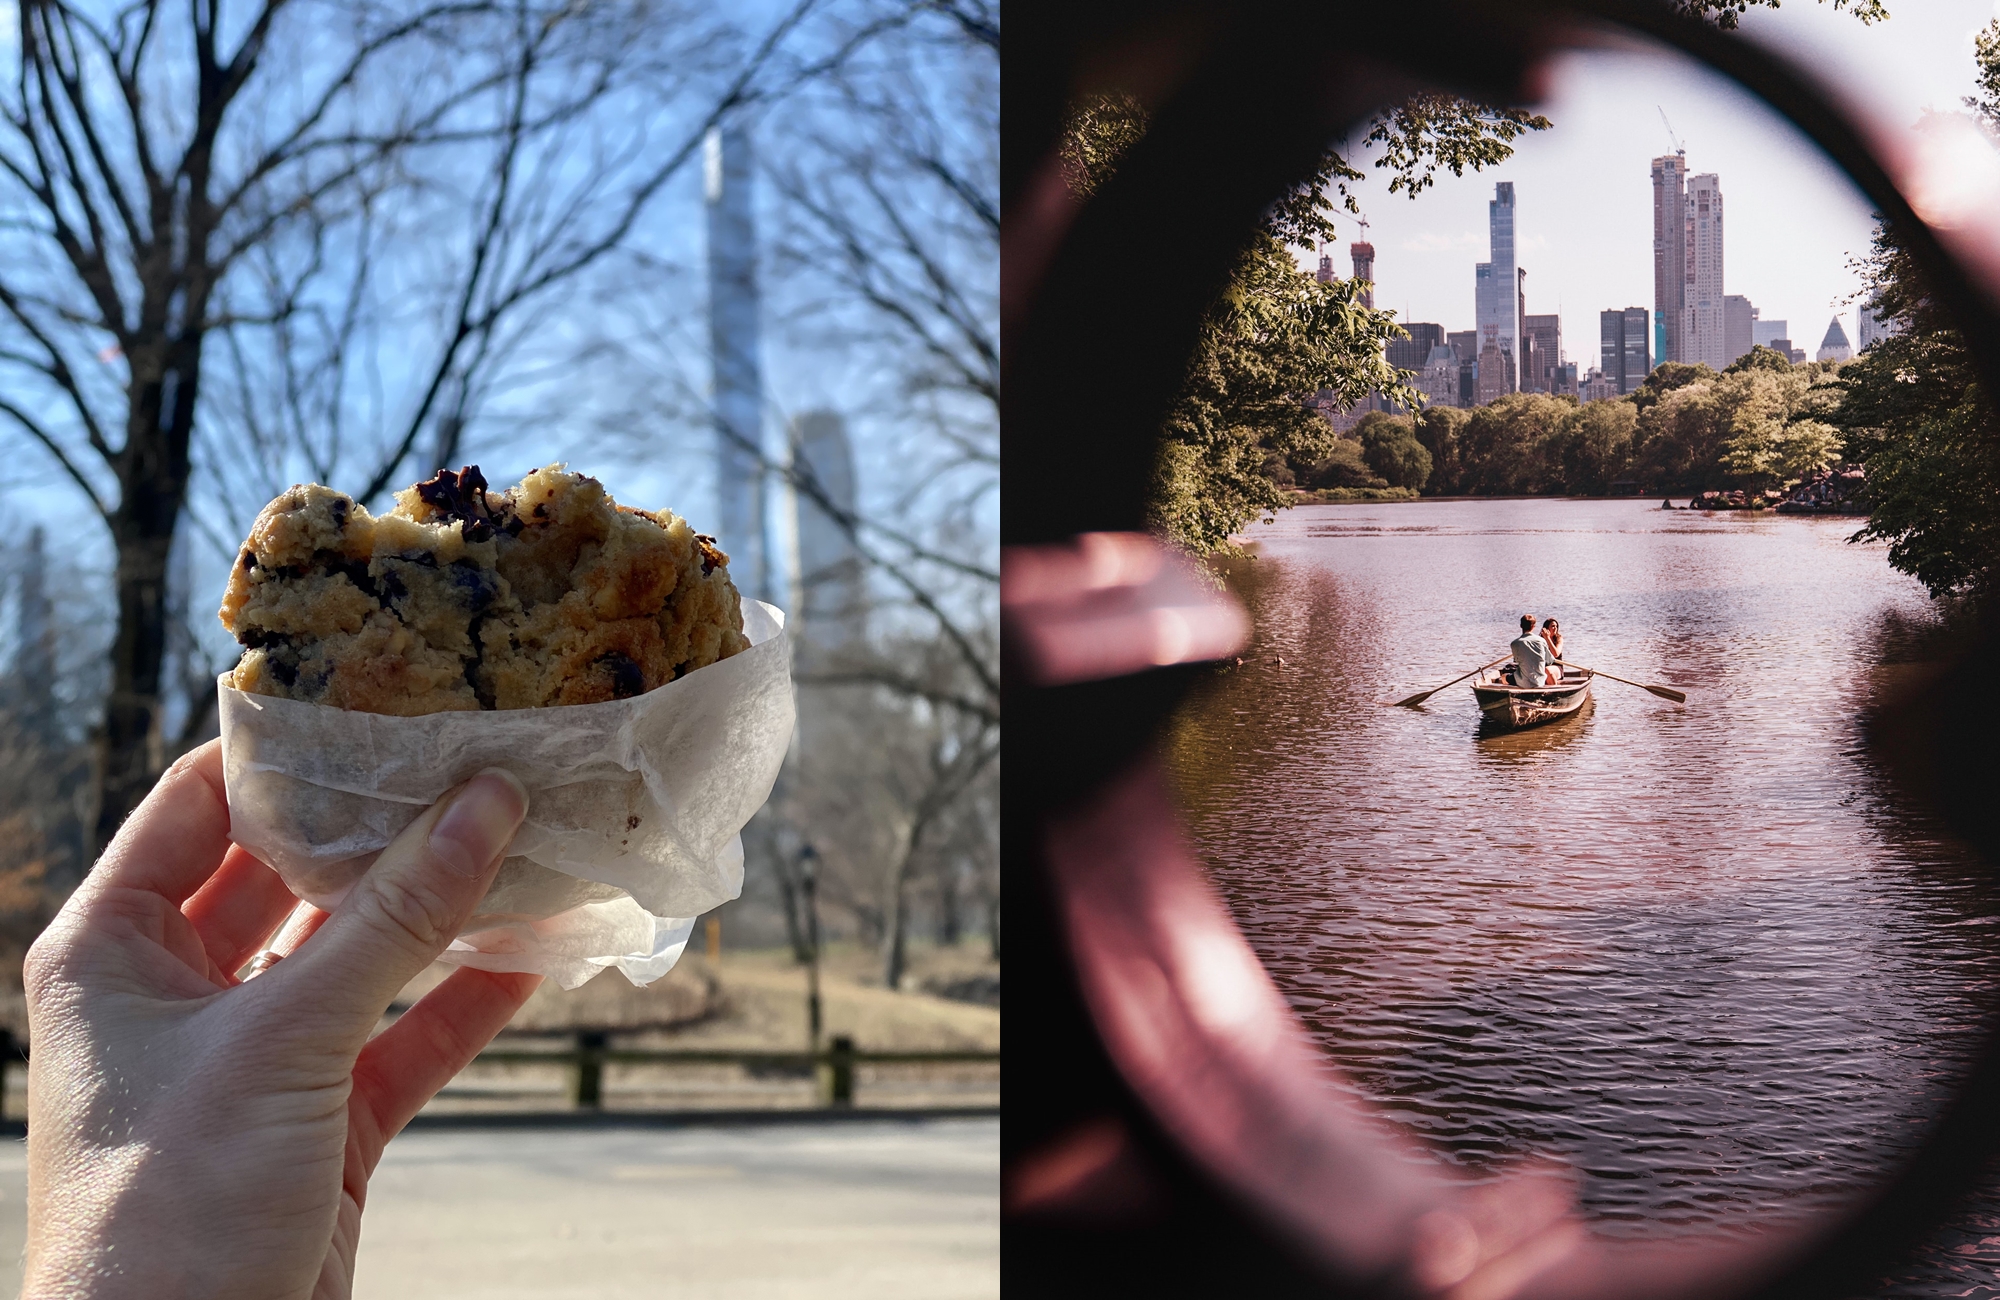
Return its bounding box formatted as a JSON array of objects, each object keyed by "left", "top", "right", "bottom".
[
  {"left": 1457, "top": 393, "right": 1578, "bottom": 494},
  {"left": 1830, "top": 18, "right": 2000, "bottom": 599},
  {"left": 1679, "top": 0, "right": 1886, "bottom": 29},
  {"left": 1630, "top": 362, "right": 1717, "bottom": 412},
  {"left": 1355, "top": 94, "right": 1551, "bottom": 204},
  {"left": 1148, "top": 233, "right": 1415, "bottom": 553},
  {"left": 1298, "top": 434, "right": 1385, "bottom": 490},
  {"left": 1542, "top": 400, "right": 1639, "bottom": 495},
  {"left": 1058, "top": 93, "right": 1147, "bottom": 200},
  {"left": 1301, "top": 485, "right": 1420, "bottom": 503},
  {"left": 1412, "top": 405, "right": 1471, "bottom": 494},
  {"left": 1355, "top": 412, "right": 1433, "bottom": 491},
  {"left": 1725, "top": 345, "right": 1796, "bottom": 376},
  {"left": 1839, "top": 222, "right": 2000, "bottom": 596},
  {"left": 1057, "top": 88, "right": 1552, "bottom": 555}
]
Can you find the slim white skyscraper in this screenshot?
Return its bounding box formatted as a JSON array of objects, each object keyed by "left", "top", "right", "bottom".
[
  {"left": 1475, "top": 182, "right": 1517, "bottom": 393},
  {"left": 1652, "top": 152, "right": 1687, "bottom": 364},
  {"left": 706, "top": 123, "right": 772, "bottom": 605},
  {"left": 1682, "top": 173, "right": 1726, "bottom": 370}
]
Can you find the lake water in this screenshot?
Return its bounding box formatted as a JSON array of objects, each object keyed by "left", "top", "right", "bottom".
[{"left": 1165, "top": 498, "right": 2000, "bottom": 1295}]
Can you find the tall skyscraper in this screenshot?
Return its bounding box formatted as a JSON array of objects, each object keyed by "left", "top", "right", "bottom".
[
  {"left": 1723, "top": 295, "right": 1756, "bottom": 368},
  {"left": 1817, "top": 317, "right": 1852, "bottom": 362},
  {"left": 1683, "top": 173, "right": 1726, "bottom": 369},
  {"left": 1600, "top": 307, "right": 1650, "bottom": 394},
  {"left": 1351, "top": 239, "right": 1375, "bottom": 309},
  {"left": 1475, "top": 182, "right": 1518, "bottom": 393},
  {"left": 1652, "top": 152, "right": 1687, "bottom": 363},
  {"left": 1752, "top": 318, "right": 1790, "bottom": 350},
  {"left": 706, "top": 123, "right": 771, "bottom": 604}
]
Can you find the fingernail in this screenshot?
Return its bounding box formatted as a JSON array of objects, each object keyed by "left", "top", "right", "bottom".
[{"left": 428, "top": 770, "right": 529, "bottom": 878}]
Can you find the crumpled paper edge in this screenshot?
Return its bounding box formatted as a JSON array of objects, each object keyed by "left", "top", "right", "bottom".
[{"left": 219, "top": 601, "right": 792, "bottom": 988}]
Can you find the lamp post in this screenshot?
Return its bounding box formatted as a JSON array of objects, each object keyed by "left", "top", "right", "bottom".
[{"left": 800, "top": 842, "right": 823, "bottom": 1053}]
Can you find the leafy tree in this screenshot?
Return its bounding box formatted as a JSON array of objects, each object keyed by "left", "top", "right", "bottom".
[
  {"left": 1631, "top": 362, "right": 1718, "bottom": 413},
  {"left": 1715, "top": 368, "right": 1844, "bottom": 488},
  {"left": 1541, "top": 399, "right": 1638, "bottom": 495},
  {"left": 1060, "top": 91, "right": 1550, "bottom": 554},
  {"left": 1834, "top": 21, "right": 2000, "bottom": 598},
  {"left": 1456, "top": 393, "right": 1576, "bottom": 495},
  {"left": 1147, "top": 234, "right": 1409, "bottom": 553},
  {"left": 1354, "top": 412, "right": 1432, "bottom": 491},
  {"left": 1413, "top": 405, "right": 1472, "bottom": 495},
  {"left": 1297, "top": 437, "right": 1382, "bottom": 491},
  {"left": 1725, "top": 344, "right": 1797, "bottom": 376}
]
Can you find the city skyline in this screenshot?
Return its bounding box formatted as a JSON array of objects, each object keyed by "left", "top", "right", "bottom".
[{"left": 1309, "top": 3, "right": 1998, "bottom": 379}]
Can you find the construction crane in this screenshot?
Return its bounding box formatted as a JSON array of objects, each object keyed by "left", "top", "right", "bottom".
[{"left": 1657, "top": 106, "right": 1685, "bottom": 155}]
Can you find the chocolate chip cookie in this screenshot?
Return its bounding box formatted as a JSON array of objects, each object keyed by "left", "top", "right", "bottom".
[{"left": 220, "top": 466, "right": 750, "bottom": 714}]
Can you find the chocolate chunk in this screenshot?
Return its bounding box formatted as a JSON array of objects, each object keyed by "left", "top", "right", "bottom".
[
  {"left": 448, "top": 559, "right": 502, "bottom": 614},
  {"left": 414, "top": 465, "right": 518, "bottom": 539},
  {"left": 596, "top": 652, "right": 645, "bottom": 699}
]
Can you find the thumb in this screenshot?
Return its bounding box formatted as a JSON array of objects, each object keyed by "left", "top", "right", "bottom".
[{"left": 274, "top": 770, "right": 527, "bottom": 1039}]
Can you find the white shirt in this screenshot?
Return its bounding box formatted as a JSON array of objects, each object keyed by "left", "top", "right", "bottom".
[{"left": 1510, "top": 633, "right": 1552, "bottom": 686}]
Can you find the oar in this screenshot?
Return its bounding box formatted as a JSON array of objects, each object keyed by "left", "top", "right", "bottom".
[
  {"left": 1387, "top": 657, "right": 1510, "bottom": 708},
  {"left": 1568, "top": 662, "right": 1687, "bottom": 704}
]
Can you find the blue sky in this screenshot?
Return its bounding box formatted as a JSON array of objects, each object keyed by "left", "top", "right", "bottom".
[{"left": 1323, "top": 0, "right": 2000, "bottom": 368}]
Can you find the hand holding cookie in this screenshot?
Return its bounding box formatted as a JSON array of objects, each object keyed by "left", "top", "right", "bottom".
[{"left": 24, "top": 742, "right": 536, "bottom": 1298}]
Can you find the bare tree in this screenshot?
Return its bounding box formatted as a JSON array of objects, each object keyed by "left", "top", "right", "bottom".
[{"left": 0, "top": 0, "right": 888, "bottom": 848}]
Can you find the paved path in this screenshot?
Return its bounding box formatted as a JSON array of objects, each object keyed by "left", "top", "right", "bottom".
[{"left": 0, "top": 1118, "right": 998, "bottom": 1299}]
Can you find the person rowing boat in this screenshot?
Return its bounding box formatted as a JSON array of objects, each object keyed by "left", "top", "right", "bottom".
[{"left": 1508, "top": 613, "right": 1560, "bottom": 687}]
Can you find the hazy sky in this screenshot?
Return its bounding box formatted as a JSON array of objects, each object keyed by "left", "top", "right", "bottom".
[{"left": 1325, "top": 1, "right": 2000, "bottom": 368}]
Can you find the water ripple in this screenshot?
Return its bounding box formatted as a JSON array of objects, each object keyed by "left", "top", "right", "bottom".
[{"left": 1168, "top": 500, "right": 2000, "bottom": 1291}]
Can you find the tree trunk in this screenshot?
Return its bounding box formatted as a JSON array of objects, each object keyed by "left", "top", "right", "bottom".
[
  {"left": 937, "top": 858, "right": 963, "bottom": 946},
  {"left": 93, "top": 352, "right": 199, "bottom": 853},
  {"left": 880, "top": 856, "right": 911, "bottom": 993}
]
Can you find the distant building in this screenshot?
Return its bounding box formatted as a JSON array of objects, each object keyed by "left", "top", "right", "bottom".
[
  {"left": 1523, "top": 313, "right": 1562, "bottom": 394},
  {"left": 1351, "top": 240, "right": 1375, "bottom": 309},
  {"left": 1388, "top": 323, "right": 1446, "bottom": 373},
  {"left": 1816, "top": 316, "right": 1852, "bottom": 362},
  {"left": 1856, "top": 302, "right": 1900, "bottom": 350},
  {"left": 1682, "top": 173, "right": 1726, "bottom": 369},
  {"left": 1549, "top": 360, "right": 1579, "bottom": 398},
  {"left": 1600, "top": 307, "right": 1650, "bottom": 394},
  {"left": 790, "top": 411, "right": 867, "bottom": 667},
  {"left": 1475, "top": 182, "right": 1519, "bottom": 393},
  {"left": 1316, "top": 251, "right": 1334, "bottom": 285},
  {"left": 1723, "top": 294, "right": 1756, "bottom": 367},
  {"left": 1447, "top": 329, "right": 1479, "bottom": 406},
  {"left": 1475, "top": 342, "right": 1509, "bottom": 405},
  {"left": 1416, "top": 343, "right": 1462, "bottom": 409},
  {"left": 1580, "top": 367, "right": 1622, "bottom": 403},
  {"left": 1752, "top": 318, "right": 1790, "bottom": 350},
  {"left": 1652, "top": 151, "right": 1688, "bottom": 363},
  {"left": 1766, "top": 336, "right": 1804, "bottom": 364}
]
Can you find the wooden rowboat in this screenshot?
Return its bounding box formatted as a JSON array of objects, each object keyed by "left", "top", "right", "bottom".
[{"left": 1471, "top": 663, "right": 1593, "bottom": 731}]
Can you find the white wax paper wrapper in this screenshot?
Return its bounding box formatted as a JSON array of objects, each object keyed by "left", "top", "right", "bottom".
[{"left": 219, "top": 601, "right": 793, "bottom": 989}]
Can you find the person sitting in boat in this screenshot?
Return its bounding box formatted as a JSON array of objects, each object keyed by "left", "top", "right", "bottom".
[
  {"left": 1509, "top": 614, "right": 1559, "bottom": 688},
  {"left": 1541, "top": 617, "right": 1565, "bottom": 668}
]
